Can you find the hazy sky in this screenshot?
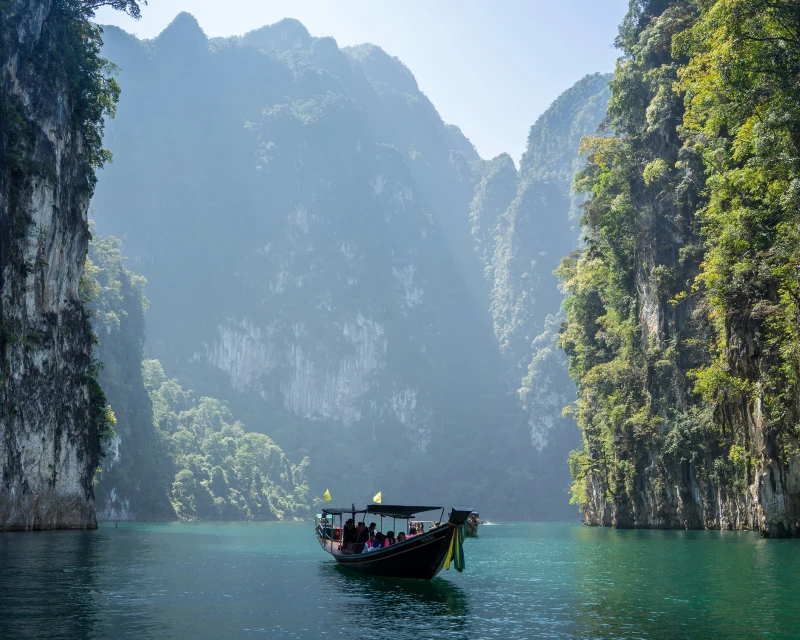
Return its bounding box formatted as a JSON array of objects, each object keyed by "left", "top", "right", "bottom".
[{"left": 96, "top": 1, "right": 628, "bottom": 162}]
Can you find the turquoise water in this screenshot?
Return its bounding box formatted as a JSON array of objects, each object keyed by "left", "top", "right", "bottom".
[{"left": 1, "top": 522, "right": 798, "bottom": 639}]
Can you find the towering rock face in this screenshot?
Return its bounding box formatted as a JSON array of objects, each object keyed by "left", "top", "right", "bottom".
[
  {"left": 0, "top": 0, "right": 110, "bottom": 529},
  {"left": 563, "top": 6, "right": 728, "bottom": 531},
  {"left": 93, "top": 15, "right": 531, "bottom": 515},
  {"left": 468, "top": 74, "right": 612, "bottom": 513}
]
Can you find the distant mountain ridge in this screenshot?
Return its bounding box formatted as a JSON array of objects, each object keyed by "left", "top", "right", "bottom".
[
  {"left": 92, "top": 13, "right": 611, "bottom": 519},
  {"left": 467, "top": 74, "right": 611, "bottom": 515}
]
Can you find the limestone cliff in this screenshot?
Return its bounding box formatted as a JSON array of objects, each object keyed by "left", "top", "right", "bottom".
[
  {"left": 0, "top": 0, "right": 117, "bottom": 530},
  {"left": 463, "top": 75, "right": 611, "bottom": 517},
  {"left": 469, "top": 74, "right": 611, "bottom": 453},
  {"left": 561, "top": 1, "right": 800, "bottom": 537}
]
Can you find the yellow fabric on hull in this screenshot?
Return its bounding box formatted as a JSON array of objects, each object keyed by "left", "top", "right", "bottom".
[{"left": 444, "top": 523, "right": 465, "bottom": 572}]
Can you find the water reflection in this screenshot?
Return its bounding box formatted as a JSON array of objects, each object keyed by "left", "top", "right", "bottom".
[
  {"left": 0, "top": 528, "right": 170, "bottom": 640},
  {"left": 0, "top": 531, "right": 103, "bottom": 640},
  {"left": 568, "top": 526, "right": 800, "bottom": 639},
  {"left": 2, "top": 522, "right": 798, "bottom": 640},
  {"left": 319, "top": 563, "right": 470, "bottom": 634}
]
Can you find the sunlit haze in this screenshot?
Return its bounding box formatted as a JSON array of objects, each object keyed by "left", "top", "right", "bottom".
[{"left": 95, "top": 0, "right": 628, "bottom": 162}]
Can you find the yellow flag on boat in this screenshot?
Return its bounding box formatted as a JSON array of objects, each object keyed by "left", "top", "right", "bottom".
[
  {"left": 372, "top": 491, "right": 382, "bottom": 504},
  {"left": 323, "top": 488, "right": 332, "bottom": 502}
]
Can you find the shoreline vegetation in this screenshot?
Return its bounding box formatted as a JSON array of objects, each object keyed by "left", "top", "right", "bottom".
[{"left": 89, "top": 231, "right": 310, "bottom": 522}]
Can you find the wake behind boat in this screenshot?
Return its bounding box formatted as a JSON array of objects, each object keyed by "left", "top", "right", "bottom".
[{"left": 316, "top": 504, "right": 472, "bottom": 580}]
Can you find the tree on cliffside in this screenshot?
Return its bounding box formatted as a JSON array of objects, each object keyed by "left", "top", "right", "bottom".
[
  {"left": 144, "top": 360, "right": 310, "bottom": 521},
  {"left": 562, "top": 1, "right": 714, "bottom": 527}
]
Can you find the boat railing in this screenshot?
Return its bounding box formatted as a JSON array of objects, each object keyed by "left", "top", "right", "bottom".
[{"left": 315, "top": 516, "right": 341, "bottom": 542}]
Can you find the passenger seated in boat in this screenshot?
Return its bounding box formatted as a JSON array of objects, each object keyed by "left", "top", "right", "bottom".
[
  {"left": 384, "top": 531, "right": 396, "bottom": 546},
  {"left": 364, "top": 532, "right": 381, "bottom": 551},
  {"left": 416, "top": 523, "right": 424, "bottom": 534},
  {"left": 369, "top": 522, "right": 377, "bottom": 537},
  {"left": 397, "top": 532, "right": 406, "bottom": 543},
  {"left": 406, "top": 527, "right": 416, "bottom": 538}
]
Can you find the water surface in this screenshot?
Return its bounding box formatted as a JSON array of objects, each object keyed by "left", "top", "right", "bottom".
[{"left": 1, "top": 522, "right": 798, "bottom": 639}]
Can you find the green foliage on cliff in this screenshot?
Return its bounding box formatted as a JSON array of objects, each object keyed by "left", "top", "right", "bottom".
[
  {"left": 89, "top": 230, "right": 175, "bottom": 519},
  {"left": 0, "top": 0, "right": 141, "bottom": 494},
  {"left": 560, "top": 1, "right": 735, "bottom": 517},
  {"left": 676, "top": 0, "right": 800, "bottom": 453},
  {"left": 143, "top": 360, "right": 310, "bottom": 521},
  {"left": 562, "top": 3, "right": 695, "bottom": 508},
  {"left": 561, "top": 0, "right": 800, "bottom": 532},
  {"left": 89, "top": 230, "right": 311, "bottom": 521},
  {"left": 40, "top": 1, "right": 143, "bottom": 189}
]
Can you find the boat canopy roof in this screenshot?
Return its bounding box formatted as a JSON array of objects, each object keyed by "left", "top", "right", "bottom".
[
  {"left": 320, "top": 507, "right": 363, "bottom": 516},
  {"left": 320, "top": 504, "right": 442, "bottom": 518},
  {"left": 367, "top": 504, "right": 441, "bottom": 518}
]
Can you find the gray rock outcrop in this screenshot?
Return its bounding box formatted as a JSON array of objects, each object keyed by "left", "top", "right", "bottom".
[{"left": 0, "top": 0, "right": 103, "bottom": 530}]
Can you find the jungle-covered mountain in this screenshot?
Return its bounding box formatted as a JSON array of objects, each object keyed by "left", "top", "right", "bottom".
[
  {"left": 89, "top": 230, "right": 309, "bottom": 521},
  {"left": 561, "top": 0, "right": 800, "bottom": 537},
  {"left": 90, "top": 13, "right": 610, "bottom": 519},
  {"left": 7, "top": 0, "right": 799, "bottom": 535}
]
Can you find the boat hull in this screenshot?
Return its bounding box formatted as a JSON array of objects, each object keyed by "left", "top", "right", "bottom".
[{"left": 465, "top": 521, "right": 479, "bottom": 537}]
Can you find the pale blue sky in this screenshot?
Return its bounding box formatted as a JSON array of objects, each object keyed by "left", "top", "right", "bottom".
[{"left": 96, "top": 0, "right": 628, "bottom": 162}]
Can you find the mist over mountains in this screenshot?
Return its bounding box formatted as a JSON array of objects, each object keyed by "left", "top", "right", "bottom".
[
  {"left": 4, "top": 0, "right": 799, "bottom": 547},
  {"left": 90, "top": 13, "right": 610, "bottom": 520}
]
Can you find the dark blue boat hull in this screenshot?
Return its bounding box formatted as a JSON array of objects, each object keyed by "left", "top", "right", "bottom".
[{"left": 320, "top": 508, "right": 472, "bottom": 580}]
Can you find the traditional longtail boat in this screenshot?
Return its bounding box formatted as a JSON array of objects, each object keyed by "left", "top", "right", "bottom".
[
  {"left": 315, "top": 504, "right": 472, "bottom": 580},
  {"left": 465, "top": 511, "right": 482, "bottom": 537}
]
